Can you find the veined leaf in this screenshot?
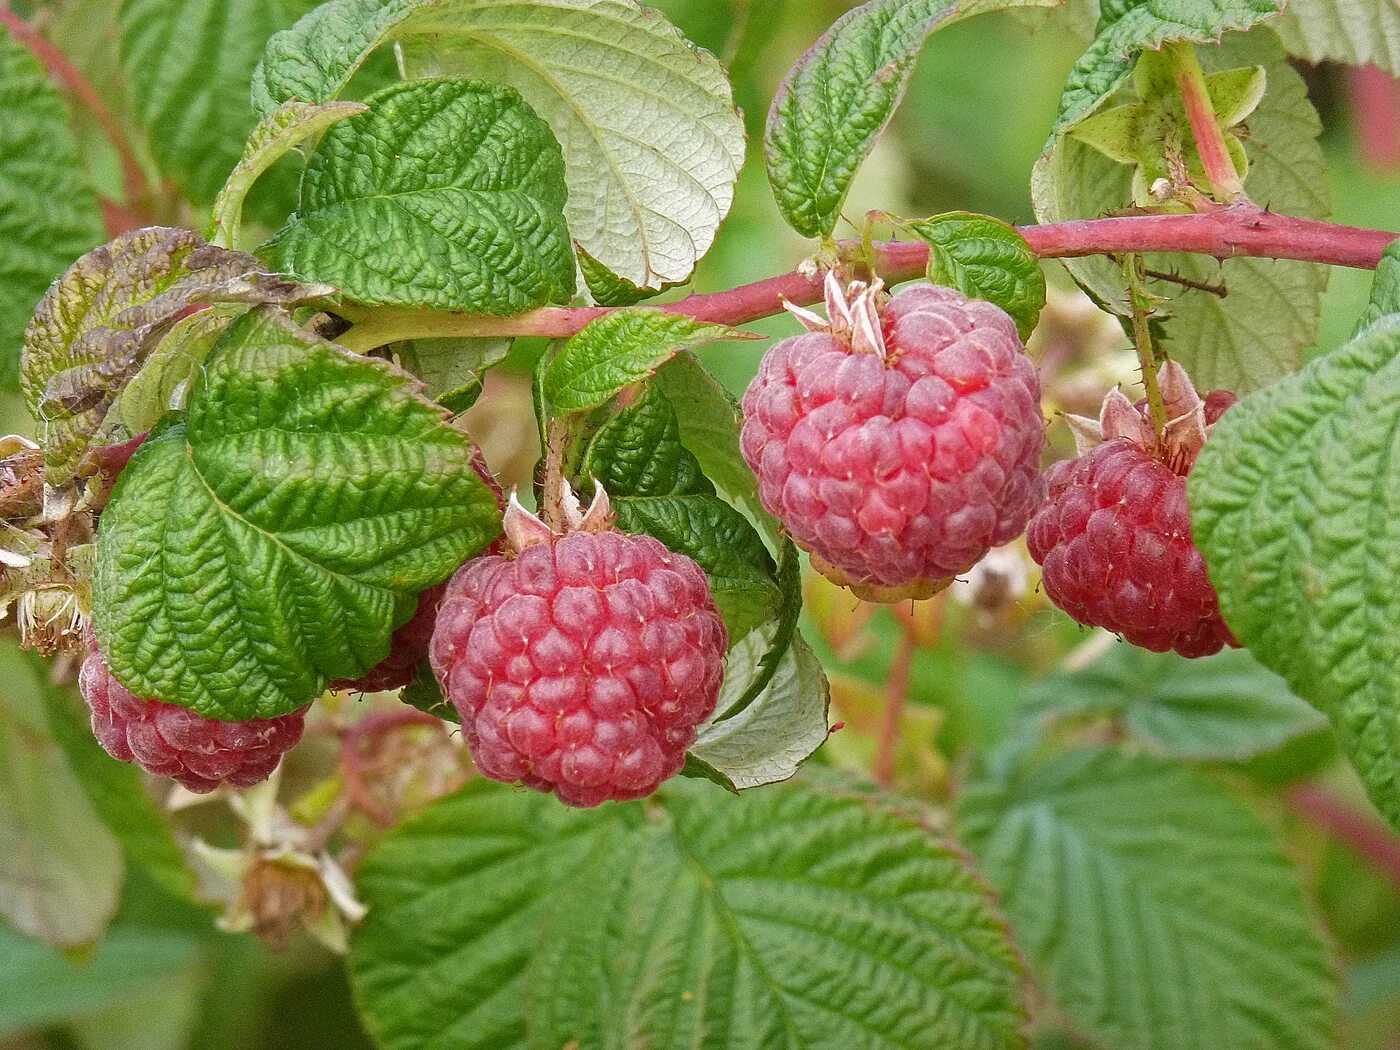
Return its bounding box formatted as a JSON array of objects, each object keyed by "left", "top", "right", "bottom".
[
  {"left": 119, "top": 0, "right": 322, "bottom": 209},
  {"left": 0, "top": 22, "right": 105, "bottom": 385},
  {"left": 1191, "top": 312, "right": 1400, "bottom": 826},
  {"left": 543, "top": 311, "right": 748, "bottom": 416},
  {"left": 210, "top": 98, "right": 367, "bottom": 250},
  {"left": 396, "top": 336, "right": 511, "bottom": 414},
  {"left": 1275, "top": 0, "right": 1400, "bottom": 74},
  {"left": 0, "top": 645, "right": 123, "bottom": 948},
  {"left": 905, "top": 212, "right": 1046, "bottom": 339},
  {"left": 254, "top": 0, "right": 745, "bottom": 289},
  {"left": 1353, "top": 240, "right": 1400, "bottom": 336},
  {"left": 1034, "top": 29, "right": 1327, "bottom": 393},
  {"left": 22, "top": 227, "right": 332, "bottom": 485},
  {"left": 960, "top": 748, "right": 1338, "bottom": 1050},
  {"left": 351, "top": 777, "right": 1026, "bottom": 1050},
  {"left": 764, "top": 0, "right": 1057, "bottom": 239},
  {"left": 1020, "top": 644, "right": 1327, "bottom": 760},
  {"left": 94, "top": 307, "right": 503, "bottom": 719},
  {"left": 263, "top": 78, "right": 574, "bottom": 314}
]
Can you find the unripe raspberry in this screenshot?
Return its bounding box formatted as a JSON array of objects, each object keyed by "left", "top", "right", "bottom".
[
  {"left": 741, "top": 275, "right": 1044, "bottom": 602},
  {"left": 430, "top": 484, "right": 727, "bottom": 807},
  {"left": 1027, "top": 361, "right": 1239, "bottom": 658},
  {"left": 79, "top": 635, "right": 306, "bottom": 792}
]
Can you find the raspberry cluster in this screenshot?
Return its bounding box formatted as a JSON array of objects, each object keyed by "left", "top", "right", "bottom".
[
  {"left": 741, "top": 277, "right": 1044, "bottom": 601},
  {"left": 430, "top": 488, "right": 727, "bottom": 807},
  {"left": 1027, "top": 362, "right": 1239, "bottom": 658},
  {"left": 79, "top": 635, "right": 306, "bottom": 792}
]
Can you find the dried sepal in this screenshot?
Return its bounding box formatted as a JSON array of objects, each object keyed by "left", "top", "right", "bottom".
[
  {"left": 780, "top": 271, "right": 889, "bottom": 359},
  {"left": 504, "top": 481, "right": 615, "bottom": 553}
]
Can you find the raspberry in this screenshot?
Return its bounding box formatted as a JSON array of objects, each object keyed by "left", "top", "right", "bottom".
[
  {"left": 79, "top": 636, "right": 306, "bottom": 792},
  {"left": 741, "top": 274, "right": 1044, "bottom": 602},
  {"left": 430, "top": 484, "right": 727, "bottom": 807},
  {"left": 1026, "top": 361, "right": 1239, "bottom": 658},
  {"left": 331, "top": 583, "right": 446, "bottom": 692}
]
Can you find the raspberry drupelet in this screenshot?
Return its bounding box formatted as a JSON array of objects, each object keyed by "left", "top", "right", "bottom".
[
  {"left": 741, "top": 273, "right": 1045, "bottom": 602},
  {"left": 429, "top": 483, "right": 727, "bottom": 807},
  {"left": 79, "top": 633, "right": 306, "bottom": 792},
  {"left": 1027, "top": 360, "right": 1239, "bottom": 658}
]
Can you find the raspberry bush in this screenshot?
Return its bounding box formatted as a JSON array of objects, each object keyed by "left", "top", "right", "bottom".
[{"left": 1, "top": 1, "right": 1399, "bottom": 1048}]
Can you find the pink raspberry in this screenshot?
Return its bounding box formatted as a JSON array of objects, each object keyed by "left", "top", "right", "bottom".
[
  {"left": 79, "top": 636, "right": 306, "bottom": 792},
  {"left": 741, "top": 275, "right": 1044, "bottom": 602},
  {"left": 1026, "top": 361, "right": 1239, "bottom": 658},
  {"left": 429, "top": 485, "right": 727, "bottom": 807},
  {"left": 331, "top": 583, "right": 446, "bottom": 693}
]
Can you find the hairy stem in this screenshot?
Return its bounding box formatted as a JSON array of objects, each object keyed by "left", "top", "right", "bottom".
[
  {"left": 1167, "top": 41, "right": 1245, "bottom": 201},
  {"left": 1286, "top": 782, "right": 1400, "bottom": 892},
  {"left": 338, "top": 205, "right": 1399, "bottom": 348},
  {"left": 1125, "top": 256, "right": 1166, "bottom": 440},
  {"left": 0, "top": 3, "right": 151, "bottom": 214}
]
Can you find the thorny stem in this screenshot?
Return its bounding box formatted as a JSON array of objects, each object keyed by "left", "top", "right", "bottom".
[
  {"left": 1286, "top": 782, "right": 1400, "bottom": 892},
  {"left": 872, "top": 621, "right": 917, "bottom": 789},
  {"left": 1124, "top": 256, "right": 1167, "bottom": 441},
  {"left": 1167, "top": 41, "right": 1246, "bottom": 201},
  {"left": 0, "top": 3, "right": 151, "bottom": 216},
  {"left": 336, "top": 205, "right": 1400, "bottom": 349}
]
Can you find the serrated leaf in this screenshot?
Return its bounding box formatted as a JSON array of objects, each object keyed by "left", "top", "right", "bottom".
[
  {"left": 42, "top": 680, "right": 195, "bottom": 899},
  {"left": 254, "top": 0, "right": 745, "bottom": 289},
  {"left": 395, "top": 336, "right": 510, "bottom": 414},
  {"left": 1190, "top": 312, "right": 1400, "bottom": 827},
  {"left": 93, "top": 306, "right": 502, "bottom": 719},
  {"left": 765, "top": 0, "right": 1055, "bottom": 239},
  {"left": 584, "top": 380, "right": 781, "bottom": 642},
  {"left": 119, "top": 0, "right": 322, "bottom": 209},
  {"left": 1021, "top": 644, "right": 1327, "bottom": 760},
  {"left": 210, "top": 98, "right": 367, "bottom": 250},
  {"left": 1274, "top": 0, "right": 1400, "bottom": 74},
  {"left": 959, "top": 747, "right": 1338, "bottom": 1050},
  {"left": 1353, "top": 239, "right": 1400, "bottom": 336},
  {"left": 22, "top": 227, "right": 332, "bottom": 485},
  {"left": 0, "top": 644, "right": 123, "bottom": 948},
  {"left": 578, "top": 247, "right": 681, "bottom": 307},
  {"left": 1052, "top": 0, "right": 1281, "bottom": 133},
  {"left": 0, "top": 23, "right": 105, "bottom": 385},
  {"left": 906, "top": 213, "right": 1046, "bottom": 339},
  {"left": 108, "top": 307, "right": 236, "bottom": 436},
  {"left": 264, "top": 78, "right": 573, "bottom": 313},
  {"left": 543, "top": 311, "right": 747, "bottom": 416},
  {"left": 352, "top": 777, "right": 1026, "bottom": 1050},
  {"left": 1034, "top": 29, "right": 1328, "bottom": 393}
]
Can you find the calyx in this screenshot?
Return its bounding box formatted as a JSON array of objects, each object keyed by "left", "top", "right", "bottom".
[
  {"left": 1065, "top": 359, "right": 1215, "bottom": 474},
  {"left": 784, "top": 271, "right": 889, "bottom": 358},
  {"left": 503, "top": 480, "right": 614, "bottom": 552}
]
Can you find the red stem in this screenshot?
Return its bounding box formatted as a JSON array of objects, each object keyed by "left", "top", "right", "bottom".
[
  {"left": 342, "top": 205, "right": 1399, "bottom": 345},
  {"left": 872, "top": 626, "right": 916, "bottom": 789},
  {"left": 1286, "top": 782, "right": 1400, "bottom": 892},
  {"left": 1170, "top": 42, "right": 1244, "bottom": 200},
  {"left": 0, "top": 3, "right": 150, "bottom": 214}
]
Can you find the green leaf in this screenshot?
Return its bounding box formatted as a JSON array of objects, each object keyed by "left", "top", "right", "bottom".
[
  {"left": 1052, "top": 0, "right": 1281, "bottom": 134},
  {"left": 0, "top": 645, "right": 123, "bottom": 948},
  {"left": 93, "top": 306, "right": 503, "bottom": 719},
  {"left": 1352, "top": 239, "right": 1400, "bottom": 336},
  {"left": 691, "top": 629, "right": 831, "bottom": 789},
  {"left": 0, "top": 923, "right": 203, "bottom": 1037},
  {"left": 22, "top": 227, "right": 331, "bottom": 486},
  {"left": 1190, "top": 312, "right": 1400, "bottom": 827},
  {"left": 254, "top": 0, "right": 745, "bottom": 290},
  {"left": 119, "top": 0, "right": 322, "bottom": 209},
  {"left": 209, "top": 98, "right": 367, "bottom": 250},
  {"left": 1275, "top": 0, "right": 1400, "bottom": 74},
  {"left": 905, "top": 213, "right": 1046, "bottom": 339},
  {"left": 263, "top": 78, "right": 573, "bottom": 314},
  {"left": 1033, "top": 29, "right": 1328, "bottom": 393},
  {"left": 352, "top": 777, "right": 1026, "bottom": 1050},
  {"left": 43, "top": 683, "right": 195, "bottom": 900},
  {"left": 578, "top": 247, "right": 682, "bottom": 307},
  {"left": 1021, "top": 644, "right": 1328, "bottom": 760},
  {"left": 959, "top": 748, "right": 1338, "bottom": 1050},
  {"left": 583, "top": 380, "right": 781, "bottom": 642},
  {"left": 543, "top": 311, "right": 748, "bottom": 416},
  {"left": 764, "top": 0, "right": 1056, "bottom": 239},
  {"left": 107, "top": 307, "right": 237, "bottom": 436},
  {"left": 395, "top": 336, "right": 510, "bottom": 414},
  {"left": 0, "top": 22, "right": 105, "bottom": 385}
]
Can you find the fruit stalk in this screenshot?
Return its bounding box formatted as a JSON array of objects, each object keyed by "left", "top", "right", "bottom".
[
  {"left": 337, "top": 206, "right": 1400, "bottom": 349},
  {"left": 1167, "top": 40, "right": 1246, "bottom": 201}
]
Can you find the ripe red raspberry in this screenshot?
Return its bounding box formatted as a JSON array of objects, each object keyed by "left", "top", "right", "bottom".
[
  {"left": 1027, "top": 361, "right": 1239, "bottom": 658},
  {"left": 79, "top": 636, "right": 306, "bottom": 792},
  {"left": 430, "top": 485, "right": 727, "bottom": 808},
  {"left": 741, "top": 275, "right": 1044, "bottom": 602}
]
